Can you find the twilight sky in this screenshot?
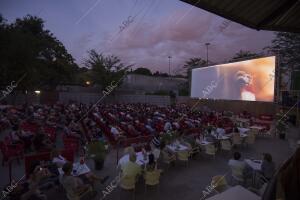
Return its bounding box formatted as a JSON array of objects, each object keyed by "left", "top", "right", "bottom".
[{"left": 0, "top": 0, "right": 275, "bottom": 74}]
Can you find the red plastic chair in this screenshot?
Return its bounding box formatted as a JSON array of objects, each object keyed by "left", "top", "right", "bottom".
[
  {"left": 24, "top": 152, "right": 51, "bottom": 178},
  {"left": 61, "top": 149, "right": 75, "bottom": 163}
]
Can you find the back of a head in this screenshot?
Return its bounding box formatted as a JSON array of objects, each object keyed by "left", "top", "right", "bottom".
[
  {"left": 62, "top": 162, "right": 73, "bottom": 174},
  {"left": 160, "top": 141, "right": 166, "bottom": 150},
  {"left": 263, "top": 153, "right": 272, "bottom": 163},
  {"left": 233, "top": 152, "right": 241, "bottom": 160},
  {"left": 148, "top": 153, "right": 155, "bottom": 165},
  {"left": 129, "top": 152, "right": 137, "bottom": 162}
]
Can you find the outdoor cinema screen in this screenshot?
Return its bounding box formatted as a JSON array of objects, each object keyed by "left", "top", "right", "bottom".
[{"left": 191, "top": 56, "right": 276, "bottom": 102}]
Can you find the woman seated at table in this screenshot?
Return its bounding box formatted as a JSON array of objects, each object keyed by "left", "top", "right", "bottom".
[
  {"left": 259, "top": 153, "right": 275, "bottom": 180},
  {"left": 20, "top": 167, "right": 50, "bottom": 200},
  {"left": 61, "top": 162, "right": 96, "bottom": 200}
]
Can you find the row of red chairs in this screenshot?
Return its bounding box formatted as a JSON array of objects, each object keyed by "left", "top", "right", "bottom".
[
  {"left": 24, "top": 149, "right": 75, "bottom": 178},
  {"left": 0, "top": 137, "right": 24, "bottom": 166}
]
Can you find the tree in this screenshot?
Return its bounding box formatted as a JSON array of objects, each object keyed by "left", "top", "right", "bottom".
[
  {"left": 132, "top": 67, "right": 152, "bottom": 76},
  {"left": 181, "top": 57, "right": 208, "bottom": 95},
  {"left": 84, "top": 49, "right": 130, "bottom": 89},
  {"left": 0, "top": 15, "right": 79, "bottom": 90},
  {"left": 229, "top": 50, "right": 261, "bottom": 62},
  {"left": 265, "top": 32, "right": 300, "bottom": 89}
]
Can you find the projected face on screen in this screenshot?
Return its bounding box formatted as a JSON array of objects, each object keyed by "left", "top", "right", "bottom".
[{"left": 191, "top": 56, "right": 275, "bottom": 102}]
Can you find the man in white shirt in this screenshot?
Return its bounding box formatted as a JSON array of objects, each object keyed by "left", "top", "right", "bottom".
[
  {"left": 228, "top": 152, "right": 246, "bottom": 180},
  {"left": 164, "top": 121, "right": 172, "bottom": 132},
  {"left": 216, "top": 127, "right": 226, "bottom": 136},
  {"left": 110, "top": 126, "right": 120, "bottom": 137}
]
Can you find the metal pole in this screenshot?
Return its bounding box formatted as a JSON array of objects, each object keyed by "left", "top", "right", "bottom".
[
  {"left": 205, "top": 43, "right": 210, "bottom": 66},
  {"left": 168, "top": 56, "right": 171, "bottom": 75}
]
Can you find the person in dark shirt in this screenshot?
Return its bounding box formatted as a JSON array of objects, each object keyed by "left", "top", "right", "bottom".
[{"left": 260, "top": 153, "right": 275, "bottom": 180}]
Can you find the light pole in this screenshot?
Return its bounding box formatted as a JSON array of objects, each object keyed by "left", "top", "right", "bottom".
[
  {"left": 168, "top": 56, "right": 172, "bottom": 75},
  {"left": 205, "top": 43, "right": 210, "bottom": 66}
]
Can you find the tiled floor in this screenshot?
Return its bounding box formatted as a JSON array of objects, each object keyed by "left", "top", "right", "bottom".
[{"left": 1, "top": 126, "right": 299, "bottom": 200}]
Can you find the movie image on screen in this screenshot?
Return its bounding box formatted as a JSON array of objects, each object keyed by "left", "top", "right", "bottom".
[{"left": 191, "top": 56, "right": 275, "bottom": 102}]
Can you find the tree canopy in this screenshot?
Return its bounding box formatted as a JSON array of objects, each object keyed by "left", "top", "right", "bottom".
[
  {"left": 229, "top": 50, "right": 261, "bottom": 62},
  {"left": 0, "top": 15, "right": 79, "bottom": 90},
  {"left": 265, "top": 32, "right": 300, "bottom": 89},
  {"left": 84, "top": 49, "right": 130, "bottom": 88},
  {"left": 132, "top": 67, "right": 152, "bottom": 76}
]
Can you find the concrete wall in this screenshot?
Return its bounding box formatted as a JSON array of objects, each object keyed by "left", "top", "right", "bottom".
[
  {"left": 0, "top": 91, "right": 39, "bottom": 105},
  {"left": 187, "top": 98, "right": 276, "bottom": 116},
  {"left": 119, "top": 74, "right": 187, "bottom": 93},
  {"left": 58, "top": 92, "right": 170, "bottom": 106}
]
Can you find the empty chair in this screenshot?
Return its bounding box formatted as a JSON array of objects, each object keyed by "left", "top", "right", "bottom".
[
  {"left": 144, "top": 170, "right": 161, "bottom": 193},
  {"left": 177, "top": 150, "right": 189, "bottom": 167},
  {"left": 160, "top": 150, "right": 176, "bottom": 170},
  {"left": 232, "top": 133, "right": 242, "bottom": 147},
  {"left": 221, "top": 140, "right": 233, "bottom": 151},
  {"left": 245, "top": 132, "right": 256, "bottom": 147},
  {"left": 211, "top": 175, "right": 230, "bottom": 193},
  {"left": 205, "top": 144, "right": 217, "bottom": 159},
  {"left": 189, "top": 146, "right": 201, "bottom": 158}
]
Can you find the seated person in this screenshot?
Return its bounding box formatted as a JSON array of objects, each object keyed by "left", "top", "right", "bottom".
[
  {"left": 151, "top": 134, "right": 161, "bottom": 147},
  {"left": 260, "top": 153, "right": 275, "bottom": 180},
  {"left": 110, "top": 125, "right": 123, "bottom": 140},
  {"left": 205, "top": 128, "right": 217, "bottom": 143},
  {"left": 150, "top": 143, "right": 160, "bottom": 161},
  {"left": 216, "top": 126, "right": 226, "bottom": 136},
  {"left": 146, "top": 154, "right": 159, "bottom": 171},
  {"left": 61, "top": 162, "right": 95, "bottom": 200},
  {"left": 121, "top": 153, "right": 142, "bottom": 178},
  {"left": 32, "top": 131, "right": 53, "bottom": 151},
  {"left": 51, "top": 149, "right": 67, "bottom": 168},
  {"left": 228, "top": 152, "right": 246, "bottom": 181}
]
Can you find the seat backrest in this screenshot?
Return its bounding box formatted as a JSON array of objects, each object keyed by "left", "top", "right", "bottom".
[
  {"left": 221, "top": 140, "right": 231, "bottom": 150},
  {"left": 205, "top": 144, "right": 216, "bottom": 154},
  {"left": 25, "top": 152, "right": 51, "bottom": 178},
  {"left": 246, "top": 133, "right": 255, "bottom": 144},
  {"left": 144, "top": 170, "right": 161, "bottom": 186},
  {"left": 120, "top": 174, "right": 136, "bottom": 190},
  {"left": 230, "top": 165, "right": 244, "bottom": 179},
  {"left": 232, "top": 135, "right": 242, "bottom": 144},
  {"left": 177, "top": 151, "right": 189, "bottom": 161}
]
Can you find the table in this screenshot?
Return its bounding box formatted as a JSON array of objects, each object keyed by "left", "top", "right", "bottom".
[
  {"left": 236, "top": 118, "right": 250, "bottom": 123},
  {"left": 206, "top": 185, "right": 260, "bottom": 200},
  {"left": 228, "top": 133, "right": 248, "bottom": 138},
  {"left": 238, "top": 127, "right": 250, "bottom": 134},
  {"left": 250, "top": 126, "right": 265, "bottom": 131},
  {"left": 245, "top": 159, "right": 262, "bottom": 171},
  {"left": 245, "top": 159, "right": 262, "bottom": 186},
  {"left": 196, "top": 140, "right": 212, "bottom": 146},
  {"left": 58, "top": 162, "right": 90, "bottom": 176},
  {"left": 118, "top": 151, "right": 149, "bottom": 167},
  {"left": 167, "top": 143, "right": 189, "bottom": 152}
]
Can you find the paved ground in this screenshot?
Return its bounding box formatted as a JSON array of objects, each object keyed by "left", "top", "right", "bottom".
[{"left": 1, "top": 125, "right": 299, "bottom": 200}]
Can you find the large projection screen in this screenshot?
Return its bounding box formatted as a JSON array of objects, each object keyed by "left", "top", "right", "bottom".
[{"left": 191, "top": 56, "right": 275, "bottom": 102}]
